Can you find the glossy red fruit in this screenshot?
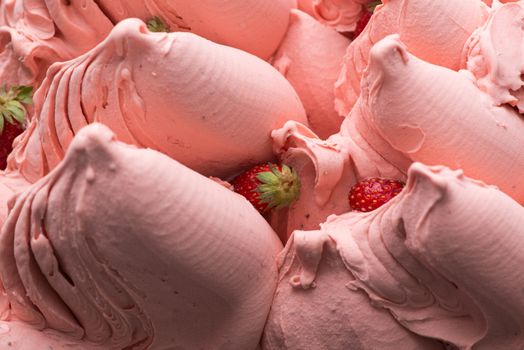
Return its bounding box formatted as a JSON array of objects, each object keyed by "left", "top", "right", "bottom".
[
  {"left": 353, "top": 1, "right": 381, "bottom": 39},
  {"left": 353, "top": 10, "right": 372, "bottom": 39},
  {"left": 349, "top": 178, "right": 404, "bottom": 212},
  {"left": 232, "top": 163, "right": 301, "bottom": 213},
  {"left": 0, "top": 121, "right": 24, "bottom": 170}
]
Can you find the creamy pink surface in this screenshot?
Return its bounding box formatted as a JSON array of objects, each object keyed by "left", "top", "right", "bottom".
[
  {"left": 272, "top": 10, "right": 349, "bottom": 138},
  {"left": 334, "top": 0, "right": 488, "bottom": 115},
  {"left": 356, "top": 34, "right": 524, "bottom": 204},
  {"left": 94, "top": 0, "right": 296, "bottom": 60},
  {"left": 269, "top": 119, "right": 405, "bottom": 240},
  {"left": 264, "top": 162, "right": 524, "bottom": 349},
  {"left": 0, "top": 0, "right": 113, "bottom": 89},
  {"left": 296, "top": 0, "right": 316, "bottom": 16},
  {"left": 0, "top": 0, "right": 295, "bottom": 90},
  {"left": 262, "top": 230, "right": 444, "bottom": 350},
  {"left": 269, "top": 12, "right": 524, "bottom": 237},
  {"left": 0, "top": 172, "right": 29, "bottom": 227},
  {"left": 0, "top": 123, "right": 283, "bottom": 349},
  {"left": 310, "top": 0, "right": 372, "bottom": 32},
  {"left": 8, "top": 18, "right": 307, "bottom": 183},
  {"left": 464, "top": 1, "right": 524, "bottom": 112}
]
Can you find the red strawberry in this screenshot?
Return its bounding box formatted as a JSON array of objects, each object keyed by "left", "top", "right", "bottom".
[
  {"left": 348, "top": 178, "right": 404, "bottom": 212},
  {"left": 0, "top": 85, "right": 33, "bottom": 170},
  {"left": 232, "top": 163, "right": 301, "bottom": 213},
  {"left": 353, "top": 11, "right": 372, "bottom": 39},
  {"left": 0, "top": 121, "right": 24, "bottom": 170},
  {"left": 353, "top": 1, "right": 381, "bottom": 39}
]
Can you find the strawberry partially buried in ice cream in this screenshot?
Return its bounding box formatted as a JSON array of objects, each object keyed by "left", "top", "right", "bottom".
[
  {"left": 232, "top": 163, "right": 301, "bottom": 213},
  {"left": 0, "top": 85, "right": 33, "bottom": 170},
  {"left": 353, "top": 1, "right": 382, "bottom": 39},
  {"left": 349, "top": 178, "right": 404, "bottom": 212}
]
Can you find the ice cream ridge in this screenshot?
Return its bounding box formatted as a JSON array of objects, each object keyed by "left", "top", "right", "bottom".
[{"left": 0, "top": 0, "right": 522, "bottom": 349}]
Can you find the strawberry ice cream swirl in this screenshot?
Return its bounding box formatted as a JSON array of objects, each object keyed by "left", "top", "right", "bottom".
[
  {"left": 8, "top": 18, "right": 306, "bottom": 183},
  {"left": 94, "top": 0, "right": 296, "bottom": 60},
  {"left": 311, "top": 0, "right": 372, "bottom": 32},
  {"left": 0, "top": 0, "right": 113, "bottom": 89},
  {"left": 269, "top": 118, "right": 406, "bottom": 239},
  {"left": 334, "top": 0, "right": 489, "bottom": 115},
  {"left": 283, "top": 162, "right": 524, "bottom": 349},
  {"left": 464, "top": 1, "right": 524, "bottom": 113},
  {"left": 0, "top": 123, "right": 283, "bottom": 349},
  {"left": 0, "top": 0, "right": 295, "bottom": 90},
  {"left": 357, "top": 34, "right": 524, "bottom": 204}
]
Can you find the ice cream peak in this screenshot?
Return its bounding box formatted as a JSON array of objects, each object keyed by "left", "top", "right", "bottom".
[
  {"left": 8, "top": 18, "right": 307, "bottom": 182},
  {"left": 264, "top": 162, "right": 524, "bottom": 349},
  {"left": 94, "top": 0, "right": 296, "bottom": 60},
  {"left": 334, "top": 0, "right": 489, "bottom": 115},
  {"left": 464, "top": 1, "right": 524, "bottom": 112},
  {"left": 356, "top": 34, "right": 524, "bottom": 204},
  {"left": 0, "top": 123, "right": 283, "bottom": 349}
]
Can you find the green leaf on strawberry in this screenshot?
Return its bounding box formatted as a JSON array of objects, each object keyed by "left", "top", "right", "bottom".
[
  {"left": 146, "top": 16, "right": 170, "bottom": 33},
  {"left": 367, "top": 0, "right": 382, "bottom": 12},
  {"left": 232, "top": 163, "right": 301, "bottom": 213},
  {"left": 0, "top": 85, "right": 33, "bottom": 133}
]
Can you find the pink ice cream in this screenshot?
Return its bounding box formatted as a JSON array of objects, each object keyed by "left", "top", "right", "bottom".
[
  {"left": 0, "top": 0, "right": 296, "bottom": 90},
  {"left": 0, "top": 0, "right": 113, "bottom": 88},
  {"left": 269, "top": 118, "right": 406, "bottom": 240},
  {"left": 0, "top": 0, "right": 523, "bottom": 349},
  {"left": 309, "top": 0, "right": 373, "bottom": 32},
  {"left": 0, "top": 123, "right": 283, "bottom": 349},
  {"left": 464, "top": 1, "right": 524, "bottom": 112},
  {"left": 8, "top": 18, "right": 307, "bottom": 183},
  {"left": 269, "top": 0, "right": 523, "bottom": 239},
  {"left": 94, "top": 0, "right": 296, "bottom": 60},
  {"left": 356, "top": 34, "right": 524, "bottom": 204},
  {"left": 334, "top": 0, "right": 489, "bottom": 115},
  {"left": 272, "top": 10, "right": 350, "bottom": 138},
  {"left": 264, "top": 162, "right": 524, "bottom": 349},
  {"left": 0, "top": 172, "right": 29, "bottom": 225},
  {"left": 270, "top": 30, "right": 524, "bottom": 238}
]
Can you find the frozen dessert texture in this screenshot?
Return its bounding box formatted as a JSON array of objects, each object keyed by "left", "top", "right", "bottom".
[
  {"left": 464, "top": 1, "right": 524, "bottom": 112},
  {"left": 0, "top": 0, "right": 113, "bottom": 89},
  {"left": 272, "top": 29, "right": 524, "bottom": 238},
  {"left": 95, "top": 0, "right": 296, "bottom": 60},
  {"left": 272, "top": 10, "right": 350, "bottom": 138},
  {"left": 358, "top": 34, "right": 524, "bottom": 204},
  {"left": 308, "top": 0, "right": 374, "bottom": 32},
  {"left": 334, "top": 0, "right": 489, "bottom": 115},
  {"left": 0, "top": 0, "right": 523, "bottom": 349},
  {"left": 262, "top": 229, "right": 445, "bottom": 350},
  {"left": 0, "top": 123, "right": 283, "bottom": 349},
  {"left": 264, "top": 162, "right": 524, "bottom": 349},
  {"left": 0, "top": 172, "right": 29, "bottom": 228},
  {"left": 8, "top": 18, "right": 307, "bottom": 183},
  {"left": 269, "top": 114, "right": 407, "bottom": 240},
  {"left": 0, "top": 320, "right": 101, "bottom": 350},
  {"left": 0, "top": 0, "right": 296, "bottom": 90}
]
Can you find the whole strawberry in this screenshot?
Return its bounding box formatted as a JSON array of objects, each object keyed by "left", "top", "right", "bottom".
[
  {"left": 353, "top": 1, "right": 381, "bottom": 39},
  {"left": 232, "top": 163, "right": 301, "bottom": 213},
  {"left": 0, "top": 85, "right": 33, "bottom": 170},
  {"left": 349, "top": 178, "right": 404, "bottom": 212}
]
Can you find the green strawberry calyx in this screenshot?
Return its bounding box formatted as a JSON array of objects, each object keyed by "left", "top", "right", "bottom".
[
  {"left": 0, "top": 85, "right": 33, "bottom": 134},
  {"left": 146, "top": 16, "right": 170, "bottom": 33},
  {"left": 256, "top": 164, "right": 301, "bottom": 211},
  {"left": 367, "top": 1, "right": 382, "bottom": 12}
]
